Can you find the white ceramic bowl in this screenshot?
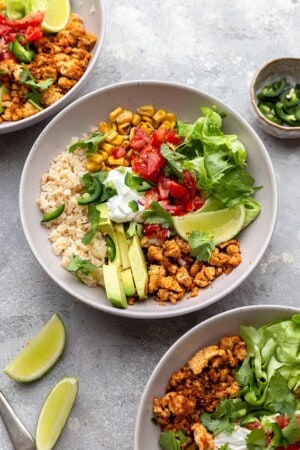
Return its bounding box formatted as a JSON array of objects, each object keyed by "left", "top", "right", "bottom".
[
  {"left": 250, "top": 57, "right": 300, "bottom": 139},
  {"left": 20, "top": 81, "right": 277, "bottom": 319},
  {"left": 0, "top": 0, "right": 105, "bottom": 134},
  {"left": 134, "top": 304, "right": 300, "bottom": 449}
]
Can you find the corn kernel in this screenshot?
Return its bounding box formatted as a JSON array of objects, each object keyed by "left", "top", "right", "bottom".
[
  {"left": 141, "top": 115, "right": 153, "bottom": 123},
  {"left": 109, "top": 107, "right": 123, "bottom": 122},
  {"left": 140, "top": 121, "right": 154, "bottom": 134},
  {"left": 110, "top": 134, "right": 124, "bottom": 146},
  {"left": 166, "top": 112, "right": 177, "bottom": 122},
  {"left": 116, "top": 110, "right": 133, "bottom": 124},
  {"left": 104, "top": 130, "right": 118, "bottom": 142},
  {"left": 101, "top": 142, "right": 115, "bottom": 154},
  {"left": 160, "top": 120, "right": 176, "bottom": 130},
  {"left": 108, "top": 156, "right": 124, "bottom": 165},
  {"left": 118, "top": 122, "right": 131, "bottom": 135},
  {"left": 86, "top": 161, "right": 102, "bottom": 172},
  {"left": 153, "top": 109, "right": 167, "bottom": 123},
  {"left": 137, "top": 105, "right": 154, "bottom": 117},
  {"left": 89, "top": 154, "right": 103, "bottom": 163},
  {"left": 98, "top": 121, "right": 110, "bottom": 133},
  {"left": 132, "top": 113, "right": 141, "bottom": 126}
]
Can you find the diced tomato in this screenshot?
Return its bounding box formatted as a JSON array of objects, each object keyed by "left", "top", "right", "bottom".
[
  {"left": 143, "top": 187, "right": 159, "bottom": 209},
  {"left": 112, "top": 147, "right": 126, "bottom": 158},
  {"left": 143, "top": 223, "right": 170, "bottom": 241},
  {"left": 0, "top": 12, "right": 44, "bottom": 60},
  {"left": 1, "top": 12, "right": 44, "bottom": 30},
  {"left": 168, "top": 180, "right": 188, "bottom": 199},
  {"left": 244, "top": 421, "right": 263, "bottom": 430},
  {"left": 158, "top": 200, "right": 185, "bottom": 216},
  {"left": 150, "top": 128, "right": 181, "bottom": 147},
  {"left": 275, "top": 415, "right": 290, "bottom": 429},
  {"left": 130, "top": 127, "right": 151, "bottom": 150},
  {"left": 132, "top": 145, "right": 165, "bottom": 183}
]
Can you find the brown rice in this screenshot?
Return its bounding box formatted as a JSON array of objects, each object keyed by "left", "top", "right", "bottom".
[{"left": 37, "top": 147, "right": 106, "bottom": 286}]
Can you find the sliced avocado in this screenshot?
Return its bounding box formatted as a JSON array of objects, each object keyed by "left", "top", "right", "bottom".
[
  {"left": 96, "top": 203, "right": 121, "bottom": 266},
  {"left": 128, "top": 235, "right": 148, "bottom": 299},
  {"left": 102, "top": 264, "right": 127, "bottom": 309},
  {"left": 113, "top": 222, "right": 131, "bottom": 269},
  {"left": 121, "top": 267, "right": 136, "bottom": 297}
]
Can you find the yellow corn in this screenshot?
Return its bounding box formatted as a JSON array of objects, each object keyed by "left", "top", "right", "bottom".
[
  {"left": 110, "top": 134, "right": 124, "bottom": 146},
  {"left": 118, "top": 122, "right": 131, "bottom": 135},
  {"left": 132, "top": 113, "right": 141, "bottom": 126},
  {"left": 166, "top": 112, "right": 177, "bottom": 122},
  {"left": 141, "top": 115, "right": 153, "bottom": 124},
  {"left": 101, "top": 142, "right": 115, "bottom": 154},
  {"left": 99, "top": 151, "right": 108, "bottom": 161},
  {"left": 86, "top": 161, "right": 102, "bottom": 172},
  {"left": 137, "top": 105, "right": 154, "bottom": 117},
  {"left": 153, "top": 109, "right": 167, "bottom": 123},
  {"left": 104, "top": 130, "right": 118, "bottom": 142},
  {"left": 98, "top": 121, "right": 110, "bottom": 134},
  {"left": 108, "top": 156, "right": 124, "bottom": 165},
  {"left": 116, "top": 110, "right": 133, "bottom": 124},
  {"left": 89, "top": 154, "right": 104, "bottom": 163},
  {"left": 109, "top": 107, "right": 123, "bottom": 122},
  {"left": 140, "top": 121, "right": 154, "bottom": 134},
  {"left": 160, "top": 120, "right": 176, "bottom": 130}
]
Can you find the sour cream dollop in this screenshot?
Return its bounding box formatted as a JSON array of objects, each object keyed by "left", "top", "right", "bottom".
[{"left": 104, "top": 167, "right": 144, "bottom": 223}]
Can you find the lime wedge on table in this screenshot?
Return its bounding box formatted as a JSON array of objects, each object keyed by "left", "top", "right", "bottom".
[
  {"left": 42, "top": 0, "right": 70, "bottom": 33},
  {"left": 3, "top": 313, "right": 66, "bottom": 382},
  {"left": 36, "top": 377, "right": 79, "bottom": 450},
  {"left": 173, "top": 204, "right": 245, "bottom": 245}
]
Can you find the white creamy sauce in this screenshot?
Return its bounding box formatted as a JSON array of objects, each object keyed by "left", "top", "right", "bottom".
[
  {"left": 104, "top": 168, "right": 144, "bottom": 223},
  {"left": 214, "top": 426, "right": 250, "bottom": 449}
]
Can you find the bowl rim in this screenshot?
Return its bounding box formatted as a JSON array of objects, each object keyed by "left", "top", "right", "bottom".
[
  {"left": 19, "top": 80, "right": 278, "bottom": 319},
  {"left": 134, "top": 304, "right": 300, "bottom": 448},
  {"left": 0, "top": 0, "right": 106, "bottom": 135},
  {"left": 250, "top": 57, "right": 300, "bottom": 132}
]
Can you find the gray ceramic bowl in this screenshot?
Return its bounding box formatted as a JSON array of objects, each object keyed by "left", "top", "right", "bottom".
[
  {"left": 134, "top": 304, "right": 300, "bottom": 449},
  {"left": 0, "top": 0, "right": 105, "bottom": 134},
  {"left": 20, "top": 81, "right": 277, "bottom": 319},
  {"left": 250, "top": 57, "right": 300, "bottom": 139}
]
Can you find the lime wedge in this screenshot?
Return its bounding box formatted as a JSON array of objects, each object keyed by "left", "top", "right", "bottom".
[
  {"left": 173, "top": 204, "right": 245, "bottom": 245},
  {"left": 36, "top": 377, "right": 79, "bottom": 450},
  {"left": 3, "top": 313, "right": 66, "bottom": 382},
  {"left": 42, "top": 0, "right": 70, "bottom": 33}
]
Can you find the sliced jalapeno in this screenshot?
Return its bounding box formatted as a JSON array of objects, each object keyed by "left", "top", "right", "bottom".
[
  {"left": 8, "top": 39, "right": 35, "bottom": 63},
  {"left": 257, "top": 77, "right": 286, "bottom": 100},
  {"left": 128, "top": 199, "right": 139, "bottom": 212},
  {"left": 104, "top": 234, "right": 116, "bottom": 262},
  {"left": 275, "top": 102, "right": 300, "bottom": 126},
  {"left": 282, "top": 87, "right": 300, "bottom": 109},
  {"left": 77, "top": 175, "right": 102, "bottom": 205},
  {"left": 41, "top": 204, "right": 65, "bottom": 223},
  {"left": 124, "top": 171, "right": 152, "bottom": 192}
]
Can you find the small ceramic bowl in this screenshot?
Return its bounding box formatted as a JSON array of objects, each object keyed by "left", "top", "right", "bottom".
[{"left": 250, "top": 57, "right": 300, "bottom": 139}]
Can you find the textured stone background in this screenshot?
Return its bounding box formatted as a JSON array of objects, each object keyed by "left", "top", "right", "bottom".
[{"left": 0, "top": 0, "right": 299, "bottom": 448}]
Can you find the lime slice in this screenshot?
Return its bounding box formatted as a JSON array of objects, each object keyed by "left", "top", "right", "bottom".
[
  {"left": 173, "top": 204, "right": 245, "bottom": 245},
  {"left": 198, "top": 197, "right": 225, "bottom": 213},
  {"left": 42, "top": 0, "right": 70, "bottom": 34},
  {"left": 3, "top": 313, "right": 66, "bottom": 382},
  {"left": 36, "top": 377, "right": 79, "bottom": 450}
]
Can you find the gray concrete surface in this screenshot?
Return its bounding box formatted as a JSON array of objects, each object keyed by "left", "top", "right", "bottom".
[{"left": 0, "top": 0, "right": 300, "bottom": 448}]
